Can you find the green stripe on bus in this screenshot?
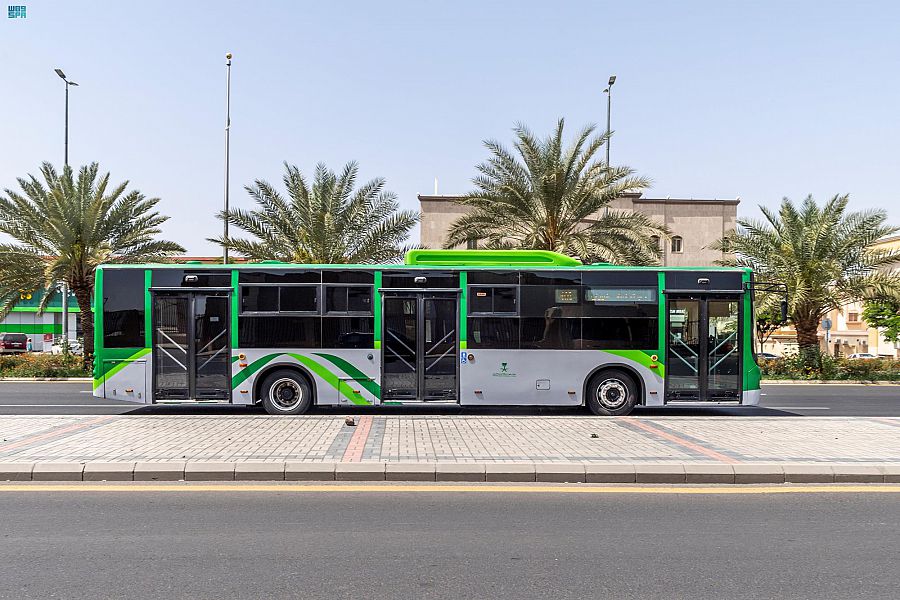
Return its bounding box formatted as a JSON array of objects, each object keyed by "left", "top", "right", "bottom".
[
  {"left": 287, "top": 354, "right": 371, "bottom": 405},
  {"left": 603, "top": 349, "right": 665, "bottom": 379},
  {"left": 231, "top": 352, "right": 374, "bottom": 406},
  {"left": 93, "top": 347, "right": 151, "bottom": 390},
  {"left": 314, "top": 353, "right": 380, "bottom": 399}
]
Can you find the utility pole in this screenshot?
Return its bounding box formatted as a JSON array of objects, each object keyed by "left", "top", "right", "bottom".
[
  {"left": 604, "top": 75, "right": 616, "bottom": 165},
  {"left": 223, "top": 53, "right": 233, "bottom": 264},
  {"left": 55, "top": 69, "right": 78, "bottom": 349}
]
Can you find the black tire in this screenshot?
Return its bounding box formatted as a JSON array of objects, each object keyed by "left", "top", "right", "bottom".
[
  {"left": 259, "top": 369, "right": 313, "bottom": 416},
  {"left": 586, "top": 369, "right": 638, "bottom": 416}
]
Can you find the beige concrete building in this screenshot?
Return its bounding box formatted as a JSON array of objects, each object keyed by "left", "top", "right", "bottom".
[{"left": 419, "top": 192, "right": 739, "bottom": 266}]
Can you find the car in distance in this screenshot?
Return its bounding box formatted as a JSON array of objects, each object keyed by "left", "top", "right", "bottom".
[
  {"left": 0, "top": 333, "right": 28, "bottom": 354},
  {"left": 756, "top": 352, "right": 780, "bottom": 360},
  {"left": 847, "top": 352, "right": 878, "bottom": 359},
  {"left": 49, "top": 339, "right": 83, "bottom": 355}
]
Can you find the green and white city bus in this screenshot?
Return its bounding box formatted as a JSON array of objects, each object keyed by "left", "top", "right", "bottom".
[{"left": 93, "top": 249, "right": 763, "bottom": 415}]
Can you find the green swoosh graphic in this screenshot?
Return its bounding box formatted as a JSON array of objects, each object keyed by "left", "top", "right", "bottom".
[{"left": 314, "top": 353, "right": 381, "bottom": 399}]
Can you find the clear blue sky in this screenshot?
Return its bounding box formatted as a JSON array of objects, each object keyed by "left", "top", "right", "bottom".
[{"left": 2, "top": 1, "right": 899, "bottom": 254}]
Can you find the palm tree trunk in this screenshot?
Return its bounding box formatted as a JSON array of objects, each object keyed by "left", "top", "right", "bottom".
[
  {"left": 71, "top": 282, "right": 94, "bottom": 370},
  {"left": 795, "top": 319, "right": 820, "bottom": 350}
]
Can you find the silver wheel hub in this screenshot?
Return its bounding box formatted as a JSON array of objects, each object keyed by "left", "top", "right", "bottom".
[
  {"left": 597, "top": 379, "right": 628, "bottom": 409},
  {"left": 270, "top": 378, "right": 303, "bottom": 410}
]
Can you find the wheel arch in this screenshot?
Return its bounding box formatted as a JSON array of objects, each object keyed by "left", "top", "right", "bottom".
[
  {"left": 252, "top": 362, "right": 318, "bottom": 405},
  {"left": 583, "top": 363, "right": 646, "bottom": 407}
]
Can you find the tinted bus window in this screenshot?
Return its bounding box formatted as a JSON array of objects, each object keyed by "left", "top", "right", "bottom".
[
  {"left": 322, "top": 317, "right": 374, "bottom": 348},
  {"left": 239, "top": 316, "right": 320, "bottom": 348},
  {"left": 467, "top": 270, "right": 519, "bottom": 285},
  {"left": 103, "top": 269, "right": 146, "bottom": 347},
  {"left": 467, "top": 317, "right": 519, "bottom": 349},
  {"left": 239, "top": 271, "right": 321, "bottom": 284},
  {"left": 580, "top": 318, "right": 657, "bottom": 349},
  {"left": 323, "top": 270, "right": 374, "bottom": 284}
]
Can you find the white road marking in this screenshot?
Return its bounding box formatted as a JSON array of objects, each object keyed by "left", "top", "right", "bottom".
[{"left": 0, "top": 404, "right": 130, "bottom": 407}]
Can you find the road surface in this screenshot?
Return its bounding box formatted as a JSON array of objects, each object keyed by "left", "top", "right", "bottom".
[
  {"left": 0, "top": 485, "right": 896, "bottom": 599},
  {"left": 0, "top": 381, "right": 896, "bottom": 416}
]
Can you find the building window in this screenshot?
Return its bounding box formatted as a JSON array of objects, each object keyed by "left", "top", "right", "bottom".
[
  {"left": 848, "top": 312, "right": 859, "bottom": 323},
  {"left": 671, "top": 236, "right": 683, "bottom": 253}
]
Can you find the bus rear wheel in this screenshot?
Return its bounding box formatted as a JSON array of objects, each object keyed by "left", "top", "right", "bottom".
[
  {"left": 260, "top": 369, "right": 312, "bottom": 416},
  {"left": 586, "top": 369, "right": 638, "bottom": 416}
]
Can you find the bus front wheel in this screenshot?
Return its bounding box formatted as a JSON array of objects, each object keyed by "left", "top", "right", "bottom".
[
  {"left": 260, "top": 369, "right": 312, "bottom": 416},
  {"left": 586, "top": 369, "right": 638, "bottom": 416}
]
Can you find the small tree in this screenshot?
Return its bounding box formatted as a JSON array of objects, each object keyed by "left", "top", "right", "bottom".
[
  {"left": 443, "top": 119, "right": 669, "bottom": 265},
  {"left": 713, "top": 194, "right": 900, "bottom": 367},
  {"left": 756, "top": 305, "right": 786, "bottom": 351},
  {"left": 211, "top": 162, "right": 418, "bottom": 264},
  {"left": 0, "top": 163, "right": 184, "bottom": 365},
  {"left": 862, "top": 298, "right": 900, "bottom": 344}
]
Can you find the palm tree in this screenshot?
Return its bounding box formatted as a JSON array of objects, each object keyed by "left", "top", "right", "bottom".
[
  {"left": 211, "top": 161, "right": 419, "bottom": 264},
  {"left": 713, "top": 195, "right": 900, "bottom": 356},
  {"left": 443, "top": 119, "right": 668, "bottom": 265},
  {"left": 0, "top": 163, "right": 185, "bottom": 361}
]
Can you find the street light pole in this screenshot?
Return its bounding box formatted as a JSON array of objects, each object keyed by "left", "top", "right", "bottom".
[
  {"left": 223, "top": 53, "right": 233, "bottom": 264},
  {"left": 603, "top": 75, "right": 616, "bottom": 165},
  {"left": 55, "top": 68, "right": 78, "bottom": 349}
]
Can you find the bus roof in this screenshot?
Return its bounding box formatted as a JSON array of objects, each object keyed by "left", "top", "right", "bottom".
[{"left": 97, "top": 249, "right": 749, "bottom": 272}]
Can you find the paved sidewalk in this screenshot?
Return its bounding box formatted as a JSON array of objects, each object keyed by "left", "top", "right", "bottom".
[{"left": 2, "top": 415, "right": 899, "bottom": 465}]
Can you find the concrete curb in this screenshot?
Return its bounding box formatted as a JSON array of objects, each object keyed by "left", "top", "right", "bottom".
[{"left": 2, "top": 461, "right": 900, "bottom": 484}]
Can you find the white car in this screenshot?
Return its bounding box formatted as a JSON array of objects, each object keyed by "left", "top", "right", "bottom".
[
  {"left": 49, "top": 339, "right": 83, "bottom": 355},
  {"left": 847, "top": 353, "right": 877, "bottom": 360}
]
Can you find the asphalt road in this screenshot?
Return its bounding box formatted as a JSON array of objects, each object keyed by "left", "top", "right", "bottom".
[
  {"left": 0, "top": 381, "right": 896, "bottom": 416},
  {"left": 0, "top": 486, "right": 896, "bottom": 599}
]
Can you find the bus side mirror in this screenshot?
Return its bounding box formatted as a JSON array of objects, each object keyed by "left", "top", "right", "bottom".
[{"left": 780, "top": 300, "right": 788, "bottom": 324}]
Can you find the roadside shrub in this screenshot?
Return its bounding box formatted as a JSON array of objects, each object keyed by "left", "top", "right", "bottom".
[
  {"left": 758, "top": 355, "right": 900, "bottom": 381},
  {"left": 0, "top": 353, "right": 88, "bottom": 378}
]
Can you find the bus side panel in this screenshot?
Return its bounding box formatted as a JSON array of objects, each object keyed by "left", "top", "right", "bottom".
[
  {"left": 95, "top": 357, "right": 151, "bottom": 404},
  {"left": 230, "top": 348, "right": 381, "bottom": 407},
  {"left": 459, "top": 350, "right": 664, "bottom": 406}
]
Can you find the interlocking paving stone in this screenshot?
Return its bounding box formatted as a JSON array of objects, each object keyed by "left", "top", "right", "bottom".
[{"left": 1, "top": 416, "right": 899, "bottom": 468}]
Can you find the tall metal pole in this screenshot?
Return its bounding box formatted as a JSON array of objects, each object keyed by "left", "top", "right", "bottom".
[
  {"left": 605, "top": 88, "right": 611, "bottom": 165},
  {"left": 223, "top": 53, "right": 233, "bottom": 264},
  {"left": 64, "top": 83, "right": 69, "bottom": 166}
]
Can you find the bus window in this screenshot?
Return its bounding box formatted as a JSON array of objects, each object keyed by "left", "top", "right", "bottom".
[{"left": 102, "top": 269, "right": 145, "bottom": 348}]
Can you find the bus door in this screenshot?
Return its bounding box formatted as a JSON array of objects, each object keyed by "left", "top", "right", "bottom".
[
  {"left": 151, "top": 290, "right": 231, "bottom": 401},
  {"left": 665, "top": 294, "right": 742, "bottom": 401},
  {"left": 381, "top": 291, "right": 459, "bottom": 402}
]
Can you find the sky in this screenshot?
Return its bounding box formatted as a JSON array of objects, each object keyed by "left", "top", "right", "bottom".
[{"left": 2, "top": 0, "right": 899, "bottom": 255}]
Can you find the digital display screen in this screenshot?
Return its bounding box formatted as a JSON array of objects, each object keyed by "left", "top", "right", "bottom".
[
  {"left": 554, "top": 288, "right": 579, "bottom": 304},
  {"left": 585, "top": 287, "right": 656, "bottom": 303}
]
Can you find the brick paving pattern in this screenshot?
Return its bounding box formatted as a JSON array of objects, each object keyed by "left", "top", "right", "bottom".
[{"left": 0, "top": 415, "right": 898, "bottom": 464}]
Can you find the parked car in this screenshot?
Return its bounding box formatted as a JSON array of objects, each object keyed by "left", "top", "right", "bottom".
[
  {"left": 847, "top": 352, "right": 878, "bottom": 359},
  {"left": 756, "top": 352, "right": 780, "bottom": 360},
  {"left": 49, "top": 339, "right": 83, "bottom": 355},
  {"left": 0, "top": 333, "right": 28, "bottom": 354}
]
